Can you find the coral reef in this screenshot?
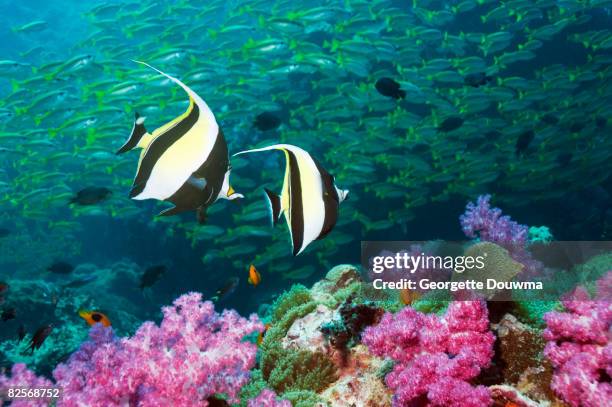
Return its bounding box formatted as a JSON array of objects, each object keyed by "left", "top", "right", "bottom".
[
  {"left": 321, "top": 295, "right": 383, "bottom": 355},
  {"left": 528, "top": 226, "right": 553, "bottom": 244},
  {"left": 457, "top": 241, "right": 524, "bottom": 299},
  {"left": 247, "top": 389, "right": 290, "bottom": 407},
  {"left": 493, "top": 313, "right": 545, "bottom": 384},
  {"left": 489, "top": 384, "right": 541, "bottom": 407},
  {"left": 1, "top": 292, "right": 263, "bottom": 406},
  {"left": 543, "top": 271, "right": 612, "bottom": 407},
  {"left": 460, "top": 195, "right": 541, "bottom": 277},
  {"left": 2, "top": 256, "right": 611, "bottom": 406},
  {"left": 318, "top": 344, "right": 391, "bottom": 406},
  {"left": 0, "top": 261, "right": 148, "bottom": 376},
  {"left": 258, "top": 282, "right": 338, "bottom": 400},
  {"left": 0, "top": 363, "right": 53, "bottom": 407},
  {"left": 252, "top": 265, "right": 392, "bottom": 406},
  {"left": 460, "top": 194, "right": 528, "bottom": 246},
  {"left": 362, "top": 301, "right": 495, "bottom": 406}
]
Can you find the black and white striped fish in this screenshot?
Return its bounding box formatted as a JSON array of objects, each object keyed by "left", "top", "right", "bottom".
[
  {"left": 234, "top": 144, "right": 348, "bottom": 255},
  {"left": 117, "top": 61, "right": 242, "bottom": 223}
]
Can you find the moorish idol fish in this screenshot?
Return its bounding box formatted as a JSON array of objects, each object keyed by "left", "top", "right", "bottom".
[
  {"left": 116, "top": 61, "right": 243, "bottom": 223},
  {"left": 234, "top": 144, "right": 348, "bottom": 256}
]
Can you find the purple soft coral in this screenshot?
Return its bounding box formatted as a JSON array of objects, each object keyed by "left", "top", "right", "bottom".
[
  {"left": 460, "top": 194, "right": 528, "bottom": 246},
  {"left": 543, "top": 271, "right": 612, "bottom": 407},
  {"left": 460, "top": 194, "right": 543, "bottom": 278},
  {"left": 2, "top": 292, "right": 263, "bottom": 407},
  {"left": 362, "top": 301, "right": 495, "bottom": 407}
]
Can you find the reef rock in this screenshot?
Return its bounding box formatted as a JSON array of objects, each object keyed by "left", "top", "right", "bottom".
[
  {"left": 490, "top": 384, "right": 542, "bottom": 407},
  {"left": 319, "top": 345, "right": 392, "bottom": 407},
  {"left": 282, "top": 304, "right": 335, "bottom": 354},
  {"left": 493, "top": 313, "right": 545, "bottom": 384},
  {"left": 310, "top": 264, "right": 362, "bottom": 304}
]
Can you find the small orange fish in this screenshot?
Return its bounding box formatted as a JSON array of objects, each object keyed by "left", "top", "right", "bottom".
[
  {"left": 248, "top": 264, "right": 261, "bottom": 286},
  {"left": 257, "top": 323, "right": 271, "bottom": 346},
  {"left": 78, "top": 310, "right": 111, "bottom": 327},
  {"left": 505, "top": 402, "right": 520, "bottom": 407},
  {"left": 400, "top": 289, "right": 421, "bottom": 306}
]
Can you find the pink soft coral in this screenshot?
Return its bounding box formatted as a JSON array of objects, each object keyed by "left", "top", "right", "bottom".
[
  {"left": 362, "top": 301, "right": 494, "bottom": 407},
  {"left": 0, "top": 363, "right": 53, "bottom": 407},
  {"left": 543, "top": 271, "right": 612, "bottom": 407},
  {"left": 2, "top": 292, "right": 263, "bottom": 407},
  {"left": 247, "top": 389, "right": 291, "bottom": 407}
]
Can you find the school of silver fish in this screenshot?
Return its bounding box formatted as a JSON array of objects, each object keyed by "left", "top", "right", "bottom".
[{"left": 1, "top": 0, "right": 612, "bottom": 280}]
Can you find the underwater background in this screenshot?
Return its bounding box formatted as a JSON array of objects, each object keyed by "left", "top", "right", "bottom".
[{"left": 0, "top": 0, "right": 611, "bottom": 406}]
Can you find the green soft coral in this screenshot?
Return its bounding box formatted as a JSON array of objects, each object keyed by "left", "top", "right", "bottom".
[
  {"left": 283, "top": 390, "right": 327, "bottom": 407},
  {"left": 254, "top": 283, "right": 338, "bottom": 402},
  {"left": 264, "top": 347, "right": 337, "bottom": 394},
  {"left": 237, "top": 369, "right": 268, "bottom": 406},
  {"left": 514, "top": 300, "right": 562, "bottom": 327},
  {"left": 271, "top": 284, "right": 312, "bottom": 321}
]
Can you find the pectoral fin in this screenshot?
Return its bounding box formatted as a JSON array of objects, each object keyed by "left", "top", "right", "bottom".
[
  {"left": 264, "top": 188, "right": 282, "bottom": 225},
  {"left": 156, "top": 205, "right": 184, "bottom": 217}
]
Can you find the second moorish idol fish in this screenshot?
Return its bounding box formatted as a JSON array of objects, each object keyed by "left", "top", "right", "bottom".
[
  {"left": 234, "top": 144, "right": 348, "bottom": 256},
  {"left": 116, "top": 61, "right": 243, "bottom": 224}
]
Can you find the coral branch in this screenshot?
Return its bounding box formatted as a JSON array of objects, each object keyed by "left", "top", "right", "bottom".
[
  {"left": 543, "top": 272, "right": 612, "bottom": 407},
  {"left": 1, "top": 292, "right": 263, "bottom": 407},
  {"left": 362, "top": 301, "right": 495, "bottom": 406}
]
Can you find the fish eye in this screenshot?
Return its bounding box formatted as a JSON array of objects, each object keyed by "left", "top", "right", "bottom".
[{"left": 92, "top": 313, "right": 102, "bottom": 321}]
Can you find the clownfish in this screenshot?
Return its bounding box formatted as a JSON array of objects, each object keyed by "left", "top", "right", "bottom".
[
  {"left": 248, "top": 264, "right": 261, "bottom": 286},
  {"left": 78, "top": 310, "right": 111, "bottom": 327}
]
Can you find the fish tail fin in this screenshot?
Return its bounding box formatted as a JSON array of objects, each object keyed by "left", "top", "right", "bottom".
[
  {"left": 116, "top": 113, "right": 149, "bottom": 154},
  {"left": 264, "top": 188, "right": 282, "bottom": 226},
  {"left": 10, "top": 79, "right": 20, "bottom": 91}
]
